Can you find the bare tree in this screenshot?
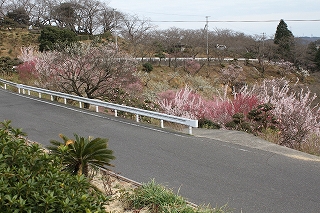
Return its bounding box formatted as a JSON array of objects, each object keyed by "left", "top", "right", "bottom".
[
  {"left": 180, "top": 29, "right": 205, "bottom": 59},
  {"left": 31, "top": 0, "right": 58, "bottom": 27},
  {"left": 0, "top": 0, "right": 8, "bottom": 17},
  {"left": 118, "top": 13, "right": 154, "bottom": 57},
  {"left": 4, "top": 0, "right": 36, "bottom": 22},
  {"left": 159, "top": 27, "right": 184, "bottom": 68},
  {"left": 73, "top": 0, "right": 104, "bottom": 34},
  {"left": 99, "top": 5, "right": 123, "bottom": 34}
]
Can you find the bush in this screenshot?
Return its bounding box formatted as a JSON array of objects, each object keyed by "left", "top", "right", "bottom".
[
  {"left": 199, "top": 119, "right": 221, "bottom": 129},
  {"left": 0, "top": 120, "right": 109, "bottom": 212},
  {"left": 0, "top": 56, "right": 22, "bottom": 75},
  {"left": 143, "top": 62, "right": 153, "bottom": 72},
  {"left": 247, "top": 103, "right": 278, "bottom": 134},
  {"left": 225, "top": 113, "right": 252, "bottom": 133}
]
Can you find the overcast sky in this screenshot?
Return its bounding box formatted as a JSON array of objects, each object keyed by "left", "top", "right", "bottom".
[{"left": 107, "top": 0, "right": 320, "bottom": 38}]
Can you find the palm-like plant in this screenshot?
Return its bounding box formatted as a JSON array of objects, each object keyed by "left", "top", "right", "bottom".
[{"left": 48, "top": 134, "right": 115, "bottom": 176}]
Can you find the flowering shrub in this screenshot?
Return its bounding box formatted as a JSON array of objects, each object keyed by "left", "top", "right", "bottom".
[
  {"left": 16, "top": 46, "right": 39, "bottom": 83},
  {"left": 15, "top": 59, "right": 37, "bottom": 83},
  {"left": 265, "top": 60, "right": 297, "bottom": 76},
  {"left": 157, "top": 78, "right": 320, "bottom": 152},
  {"left": 157, "top": 86, "right": 206, "bottom": 119},
  {"left": 157, "top": 85, "right": 260, "bottom": 126},
  {"left": 253, "top": 78, "right": 320, "bottom": 149},
  {"left": 204, "top": 92, "right": 260, "bottom": 126}
]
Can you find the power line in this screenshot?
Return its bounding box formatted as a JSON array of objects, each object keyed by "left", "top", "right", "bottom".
[{"left": 149, "top": 19, "right": 320, "bottom": 23}]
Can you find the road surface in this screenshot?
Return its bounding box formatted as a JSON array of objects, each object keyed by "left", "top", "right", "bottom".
[{"left": 0, "top": 88, "right": 319, "bottom": 213}]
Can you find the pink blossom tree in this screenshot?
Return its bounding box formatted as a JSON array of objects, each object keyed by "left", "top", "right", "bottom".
[
  {"left": 19, "top": 43, "right": 141, "bottom": 108},
  {"left": 157, "top": 85, "right": 260, "bottom": 126},
  {"left": 157, "top": 86, "right": 206, "bottom": 119},
  {"left": 16, "top": 46, "right": 39, "bottom": 83},
  {"left": 204, "top": 86, "right": 260, "bottom": 126}
]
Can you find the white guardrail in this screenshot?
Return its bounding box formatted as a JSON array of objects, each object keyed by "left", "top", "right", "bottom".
[{"left": 0, "top": 78, "right": 198, "bottom": 134}]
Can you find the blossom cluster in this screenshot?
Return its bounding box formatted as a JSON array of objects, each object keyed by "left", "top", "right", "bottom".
[{"left": 157, "top": 78, "right": 320, "bottom": 149}]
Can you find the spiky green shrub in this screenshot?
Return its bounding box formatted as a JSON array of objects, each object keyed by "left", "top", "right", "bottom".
[
  {"left": 48, "top": 133, "right": 115, "bottom": 176},
  {"left": 0, "top": 120, "right": 109, "bottom": 212}
]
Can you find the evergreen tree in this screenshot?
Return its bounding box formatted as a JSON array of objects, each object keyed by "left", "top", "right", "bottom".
[
  {"left": 305, "top": 41, "right": 318, "bottom": 71},
  {"left": 7, "top": 7, "right": 30, "bottom": 27},
  {"left": 315, "top": 48, "right": 320, "bottom": 70},
  {"left": 38, "top": 26, "right": 78, "bottom": 52},
  {"left": 274, "top": 19, "right": 295, "bottom": 62}
]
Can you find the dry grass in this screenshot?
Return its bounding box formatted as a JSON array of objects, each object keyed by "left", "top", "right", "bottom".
[
  {"left": 89, "top": 168, "right": 149, "bottom": 213},
  {"left": 0, "top": 29, "right": 39, "bottom": 58}
]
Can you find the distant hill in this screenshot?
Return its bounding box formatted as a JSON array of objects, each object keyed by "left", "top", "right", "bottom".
[{"left": 297, "top": 36, "right": 320, "bottom": 44}]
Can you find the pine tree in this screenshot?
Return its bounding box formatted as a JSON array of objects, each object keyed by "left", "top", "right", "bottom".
[
  {"left": 274, "top": 19, "right": 295, "bottom": 62},
  {"left": 315, "top": 47, "right": 320, "bottom": 70}
]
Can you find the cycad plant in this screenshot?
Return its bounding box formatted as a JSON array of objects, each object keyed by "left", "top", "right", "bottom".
[{"left": 48, "top": 133, "right": 115, "bottom": 176}]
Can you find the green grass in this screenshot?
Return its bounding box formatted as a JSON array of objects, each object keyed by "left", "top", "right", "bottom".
[{"left": 120, "top": 179, "right": 232, "bottom": 213}]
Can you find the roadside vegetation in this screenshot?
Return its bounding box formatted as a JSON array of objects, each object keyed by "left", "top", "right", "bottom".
[
  {"left": 0, "top": 120, "right": 108, "bottom": 212},
  {"left": 0, "top": 120, "right": 230, "bottom": 212}
]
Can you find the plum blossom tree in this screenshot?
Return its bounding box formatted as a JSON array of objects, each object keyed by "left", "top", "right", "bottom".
[
  {"left": 19, "top": 43, "right": 140, "bottom": 108},
  {"left": 219, "top": 64, "right": 244, "bottom": 91},
  {"left": 157, "top": 75, "right": 320, "bottom": 151},
  {"left": 203, "top": 86, "right": 260, "bottom": 126},
  {"left": 16, "top": 46, "right": 38, "bottom": 83},
  {"left": 157, "top": 86, "right": 206, "bottom": 119},
  {"left": 253, "top": 78, "right": 320, "bottom": 149},
  {"left": 157, "top": 85, "right": 260, "bottom": 125}
]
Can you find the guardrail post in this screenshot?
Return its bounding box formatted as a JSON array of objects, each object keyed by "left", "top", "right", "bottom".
[
  {"left": 79, "top": 102, "right": 82, "bottom": 108},
  {"left": 160, "top": 120, "right": 164, "bottom": 128},
  {"left": 23, "top": 89, "right": 25, "bottom": 94},
  {"left": 96, "top": 106, "right": 99, "bottom": 112},
  {"left": 28, "top": 90, "right": 31, "bottom": 95},
  {"left": 188, "top": 126, "right": 193, "bottom": 135},
  {"left": 64, "top": 98, "right": 67, "bottom": 104},
  {"left": 114, "top": 110, "right": 118, "bottom": 117},
  {"left": 51, "top": 95, "right": 53, "bottom": 101},
  {"left": 136, "top": 114, "right": 139, "bottom": 122},
  {"left": 39, "top": 93, "right": 41, "bottom": 98},
  {"left": 4, "top": 84, "right": 7, "bottom": 90},
  {"left": 18, "top": 88, "right": 21, "bottom": 93}
]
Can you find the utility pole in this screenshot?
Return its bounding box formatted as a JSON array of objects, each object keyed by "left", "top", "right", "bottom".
[
  {"left": 205, "top": 16, "right": 209, "bottom": 61},
  {"left": 113, "top": 9, "right": 118, "bottom": 51},
  {"left": 261, "top": 32, "right": 266, "bottom": 73}
]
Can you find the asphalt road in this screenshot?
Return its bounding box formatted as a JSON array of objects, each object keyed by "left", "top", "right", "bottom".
[{"left": 1, "top": 88, "right": 320, "bottom": 213}]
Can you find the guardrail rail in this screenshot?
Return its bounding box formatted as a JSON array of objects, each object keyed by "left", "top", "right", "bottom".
[{"left": 0, "top": 78, "right": 198, "bottom": 134}]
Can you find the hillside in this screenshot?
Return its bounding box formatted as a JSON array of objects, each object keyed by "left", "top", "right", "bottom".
[
  {"left": 0, "top": 29, "right": 39, "bottom": 58},
  {"left": 1, "top": 28, "right": 319, "bottom": 103}
]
